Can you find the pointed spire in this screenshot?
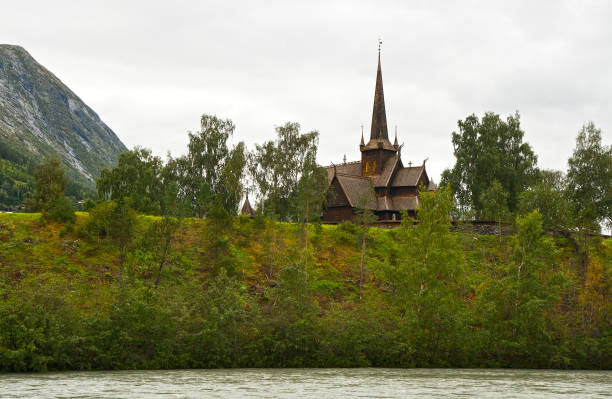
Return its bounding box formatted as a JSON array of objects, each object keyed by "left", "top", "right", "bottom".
[
  {"left": 360, "top": 125, "right": 365, "bottom": 146},
  {"left": 394, "top": 126, "right": 398, "bottom": 147},
  {"left": 240, "top": 190, "right": 253, "bottom": 217},
  {"left": 370, "top": 40, "right": 389, "bottom": 141}
]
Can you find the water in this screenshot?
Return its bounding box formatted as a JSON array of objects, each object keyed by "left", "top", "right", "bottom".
[{"left": 1, "top": 368, "right": 611, "bottom": 398}]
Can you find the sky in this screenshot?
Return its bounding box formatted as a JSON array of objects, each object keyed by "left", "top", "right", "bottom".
[{"left": 2, "top": 0, "right": 611, "bottom": 182}]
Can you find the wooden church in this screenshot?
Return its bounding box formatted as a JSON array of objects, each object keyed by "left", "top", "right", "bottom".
[{"left": 322, "top": 49, "right": 435, "bottom": 222}]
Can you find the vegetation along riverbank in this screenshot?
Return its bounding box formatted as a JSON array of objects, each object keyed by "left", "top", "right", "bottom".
[{"left": 0, "top": 199, "right": 610, "bottom": 371}]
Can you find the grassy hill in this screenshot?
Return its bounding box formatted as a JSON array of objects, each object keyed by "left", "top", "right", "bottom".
[{"left": 0, "top": 212, "right": 610, "bottom": 371}]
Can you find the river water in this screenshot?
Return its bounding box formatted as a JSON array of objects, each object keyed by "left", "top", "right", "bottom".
[{"left": 1, "top": 368, "right": 611, "bottom": 398}]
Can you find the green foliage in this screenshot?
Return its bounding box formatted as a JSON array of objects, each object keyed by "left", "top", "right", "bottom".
[
  {"left": 27, "top": 157, "right": 67, "bottom": 212},
  {"left": 441, "top": 112, "right": 538, "bottom": 217},
  {"left": 176, "top": 114, "right": 246, "bottom": 216},
  {"left": 566, "top": 122, "right": 612, "bottom": 230},
  {"left": 97, "top": 148, "right": 166, "bottom": 215},
  {"left": 82, "top": 200, "right": 117, "bottom": 240},
  {"left": 25, "top": 157, "right": 75, "bottom": 223},
  {"left": 47, "top": 196, "right": 76, "bottom": 224},
  {"left": 0, "top": 211, "right": 610, "bottom": 371},
  {"left": 519, "top": 170, "right": 573, "bottom": 232},
  {"left": 248, "top": 122, "right": 320, "bottom": 221},
  {"left": 108, "top": 199, "right": 137, "bottom": 268},
  {"left": 82, "top": 198, "right": 96, "bottom": 212},
  {"left": 140, "top": 216, "right": 181, "bottom": 286},
  {"left": 480, "top": 179, "right": 509, "bottom": 222}
]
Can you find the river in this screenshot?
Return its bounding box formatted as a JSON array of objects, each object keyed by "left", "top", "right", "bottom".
[{"left": 1, "top": 368, "right": 611, "bottom": 398}]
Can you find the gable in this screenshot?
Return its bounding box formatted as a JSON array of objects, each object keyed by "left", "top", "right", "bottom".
[
  {"left": 327, "top": 176, "right": 350, "bottom": 207},
  {"left": 336, "top": 174, "right": 377, "bottom": 209}
]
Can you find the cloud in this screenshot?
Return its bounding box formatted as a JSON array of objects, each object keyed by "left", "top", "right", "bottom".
[{"left": 3, "top": 0, "right": 610, "bottom": 181}]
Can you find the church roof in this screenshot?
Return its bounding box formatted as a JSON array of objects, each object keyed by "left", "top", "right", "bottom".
[
  {"left": 372, "top": 155, "right": 402, "bottom": 187},
  {"left": 325, "top": 161, "right": 361, "bottom": 184},
  {"left": 335, "top": 174, "right": 377, "bottom": 210},
  {"left": 391, "top": 166, "right": 425, "bottom": 187},
  {"left": 362, "top": 49, "right": 396, "bottom": 153},
  {"left": 240, "top": 195, "right": 254, "bottom": 216},
  {"left": 370, "top": 50, "right": 388, "bottom": 142}
]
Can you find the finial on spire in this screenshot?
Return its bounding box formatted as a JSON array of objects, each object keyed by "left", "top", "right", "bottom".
[
  {"left": 394, "top": 125, "right": 398, "bottom": 147},
  {"left": 370, "top": 40, "right": 388, "bottom": 141},
  {"left": 360, "top": 125, "right": 365, "bottom": 146}
]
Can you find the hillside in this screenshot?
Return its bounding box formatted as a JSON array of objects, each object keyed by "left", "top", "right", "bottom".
[
  {"left": 0, "top": 45, "right": 126, "bottom": 209},
  {"left": 0, "top": 212, "right": 610, "bottom": 371}
]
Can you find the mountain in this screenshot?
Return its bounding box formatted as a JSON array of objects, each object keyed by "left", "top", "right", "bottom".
[{"left": 0, "top": 44, "right": 126, "bottom": 209}]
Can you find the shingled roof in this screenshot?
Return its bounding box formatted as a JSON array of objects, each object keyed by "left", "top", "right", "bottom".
[
  {"left": 372, "top": 155, "right": 401, "bottom": 187},
  {"left": 240, "top": 194, "right": 254, "bottom": 217},
  {"left": 335, "top": 174, "right": 377, "bottom": 210},
  {"left": 325, "top": 161, "right": 361, "bottom": 183},
  {"left": 391, "top": 166, "right": 424, "bottom": 187}
]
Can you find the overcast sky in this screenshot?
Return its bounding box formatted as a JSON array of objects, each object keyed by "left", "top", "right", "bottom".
[{"left": 3, "top": 0, "right": 611, "bottom": 181}]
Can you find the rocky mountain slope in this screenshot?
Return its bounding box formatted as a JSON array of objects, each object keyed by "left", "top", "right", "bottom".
[{"left": 0, "top": 45, "right": 126, "bottom": 207}]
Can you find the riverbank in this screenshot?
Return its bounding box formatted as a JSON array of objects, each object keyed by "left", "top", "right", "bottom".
[{"left": 0, "top": 212, "right": 610, "bottom": 371}]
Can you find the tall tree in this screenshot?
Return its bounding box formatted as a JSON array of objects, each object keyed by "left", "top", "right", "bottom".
[
  {"left": 108, "top": 199, "right": 137, "bottom": 271},
  {"left": 383, "top": 186, "right": 464, "bottom": 362},
  {"left": 27, "top": 156, "right": 75, "bottom": 223},
  {"left": 440, "top": 112, "right": 538, "bottom": 218},
  {"left": 480, "top": 179, "right": 510, "bottom": 239},
  {"left": 97, "top": 147, "right": 165, "bottom": 215},
  {"left": 295, "top": 149, "right": 328, "bottom": 250},
  {"left": 177, "top": 115, "right": 246, "bottom": 217},
  {"left": 519, "top": 170, "right": 573, "bottom": 233},
  {"left": 27, "top": 156, "right": 67, "bottom": 213},
  {"left": 248, "top": 122, "right": 320, "bottom": 221},
  {"left": 354, "top": 192, "right": 378, "bottom": 301},
  {"left": 566, "top": 122, "right": 612, "bottom": 231}
]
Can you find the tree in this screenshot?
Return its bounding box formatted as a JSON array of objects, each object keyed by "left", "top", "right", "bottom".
[
  {"left": 108, "top": 199, "right": 137, "bottom": 270},
  {"left": 509, "top": 211, "right": 560, "bottom": 341},
  {"left": 27, "top": 157, "right": 75, "bottom": 223},
  {"left": 248, "top": 122, "right": 320, "bottom": 221},
  {"left": 141, "top": 216, "right": 181, "bottom": 286},
  {"left": 382, "top": 186, "right": 464, "bottom": 363},
  {"left": 440, "top": 112, "right": 538, "bottom": 218},
  {"left": 518, "top": 170, "right": 573, "bottom": 233},
  {"left": 295, "top": 149, "right": 328, "bottom": 250},
  {"left": 97, "top": 147, "right": 165, "bottom": 215},
  {"left": 566, "top": 122, "right": 612, "bottom": 231},
  {"left": 480, "top": 179, "right": 510, "bottom": 239},
  {"left": 354, "top": 191, "right": 377, "bottom": 301},
  {"left": 27, "top": 157, "right": 67, "bottom": 212},
  {"left": 176, "top": 115, "right": 246, "bottom": 217}
]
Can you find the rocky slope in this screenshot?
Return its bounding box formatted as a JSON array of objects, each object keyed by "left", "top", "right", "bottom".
[{"left": 0, "top": 45, "right": 126, "bottom": 204}]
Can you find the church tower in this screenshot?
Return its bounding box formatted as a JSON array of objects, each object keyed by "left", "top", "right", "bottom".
[{"left": 361, "top": 43, "right": 398, "bottom": 176}]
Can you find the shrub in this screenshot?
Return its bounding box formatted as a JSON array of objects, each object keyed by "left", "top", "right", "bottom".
[{"left": 47, "top": 197, "right": 76, "bottom": 224}]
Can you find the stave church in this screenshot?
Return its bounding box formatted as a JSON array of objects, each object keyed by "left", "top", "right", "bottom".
[{"left": 322, "top": 49, "right": 435, "bottom": 223}]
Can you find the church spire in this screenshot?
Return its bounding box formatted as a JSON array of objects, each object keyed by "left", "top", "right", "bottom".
[{"left": 370, "top": 40, "right": 389, "bottom": 141}]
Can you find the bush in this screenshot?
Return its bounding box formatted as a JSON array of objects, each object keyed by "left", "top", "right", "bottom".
[
  {"left": 82, "top": 198, "right": 96, "bottom": 212},
  {"left": 59, "top": 222, "right": 74, "bottom": 237},
  {"left": 47, "top": 197, "right": 76, "bottom": 224},
  {"left": 80, "top": 201, "right": 117, "bottom": 240}
]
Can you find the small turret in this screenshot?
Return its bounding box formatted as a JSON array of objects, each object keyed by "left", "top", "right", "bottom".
[
  {"left": 393, "top": 126, "right": 399, "bottom": 149},
  {"left": 240, "top": 192, "right": 254, "bottom": 217}
]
